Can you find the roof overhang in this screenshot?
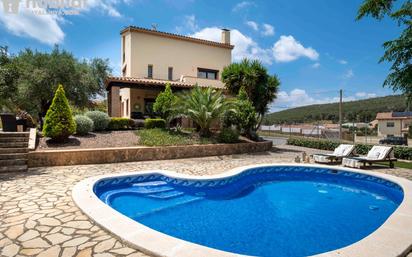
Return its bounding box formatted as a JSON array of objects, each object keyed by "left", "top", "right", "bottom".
[
  {"left": 120, "top": 26, "right": 234, "bottom": 50},
  {"left": 105, "top": 76, "right": 224, "bottom": 91}
]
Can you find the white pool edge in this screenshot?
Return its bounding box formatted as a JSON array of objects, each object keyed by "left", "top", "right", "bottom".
[{"left": 72, "top": 163, "right": 412, "bottom": 257}]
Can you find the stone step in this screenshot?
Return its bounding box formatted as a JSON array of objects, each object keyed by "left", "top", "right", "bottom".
[
  {"left": 0, "top": 137, "right": 29, "bottom": 143},
  {"left": 0, "top": 159, "right": 27, "bottom": 166},
  {"left": 0, "top": 148, "right": 29, "bottom": 154},
  {"left": 0, "top": 132, "right": 29, "bottom": 138},
  {"left": 0, "top": 153, "right": 28, "bottom": 160},
  {"left": 0, "top": 142, "right": 28, "bottom": 148},
  {"left": 0, "top": 165, "right": 28, "bottom": 173}
]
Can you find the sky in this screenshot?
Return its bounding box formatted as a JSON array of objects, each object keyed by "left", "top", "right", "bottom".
[{"left": 0, "top": 0, "right": 403, "bottom": 112}]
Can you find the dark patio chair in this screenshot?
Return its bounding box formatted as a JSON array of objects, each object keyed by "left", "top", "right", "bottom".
[{"left": 0, "top": 113, "right": 17, "bottom": 132}]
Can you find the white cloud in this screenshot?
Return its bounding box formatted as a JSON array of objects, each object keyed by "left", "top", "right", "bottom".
[
  {"left": 338, "top": 59, "right": 348, "bottom": 65},
  {"left": 246, "top": 21, "right": 258, "bottom": 31},
  {"left": 270, "top": 88, "right": 378, "bottom": 112},
  {"left": 176, "top": 15, "right": 199, "bottom": 33},
  {"left": 0, "top": 3, "right": 64, "bottom": 45},
  {"left": 192, "top": 27, "right": 272, "bottom": 64},
  {"left": 272, "top": 35, "right": 319, "bottom": 62},
  {"left": 232, "top": 1, "right": 255, "bottom": 12},
  {"left": 356, "top": 92, "right": 377, "bottom": 98},
  {"left": 83, "top": 0, "right": 132, "bottom": 17},
  {"left": 343, "top": 69, "right": 354, "bottom": 79},
  {"left": 262, "top": 23, "right": 274, "bottom": 36},
  {"left": 0, "top": 0, "right": 130, "bottom": 45},
  {"left": 192, "top": 28, "right": 318, "bottom": 65},
  {"left": 312, "top": 62, "right": 320, "bottom": 68}
]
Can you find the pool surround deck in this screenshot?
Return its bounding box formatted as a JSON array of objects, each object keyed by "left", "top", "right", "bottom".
[{"left": 72, "top": 163, "right": 412, "bottom": 257}]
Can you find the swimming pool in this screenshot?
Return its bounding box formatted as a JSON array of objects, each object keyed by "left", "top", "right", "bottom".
[{"left": 73, "top": 164, "right": 412, "bottom": 257}]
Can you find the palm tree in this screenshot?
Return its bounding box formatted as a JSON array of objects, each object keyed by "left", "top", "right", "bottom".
[
  {"left": 222, "top": 59, "right": 280, "bottom": 129},
  {"left": 176, "top": 86, "right": 234, "bottom": 137}
]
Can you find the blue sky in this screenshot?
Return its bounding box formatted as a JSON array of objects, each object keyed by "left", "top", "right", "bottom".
[{"left": 0, "top": 0, "right": 402, "bottom": 112}]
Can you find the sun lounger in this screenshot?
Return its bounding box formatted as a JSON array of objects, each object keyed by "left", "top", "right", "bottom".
[
  {"left": 342, "top": 145, "right": 397, "bottom": 168},
  {"left": 312, "top": 144, "right": 355, "bottom": 164}
]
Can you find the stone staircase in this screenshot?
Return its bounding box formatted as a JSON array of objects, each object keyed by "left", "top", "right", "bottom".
[{"left": 0, "top": 132, "right": 29, "bottom": 173}]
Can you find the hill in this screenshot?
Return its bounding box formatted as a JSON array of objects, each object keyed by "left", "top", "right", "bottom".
[{"left": 263, "top": 95, "right": 406, "bottom": 124}]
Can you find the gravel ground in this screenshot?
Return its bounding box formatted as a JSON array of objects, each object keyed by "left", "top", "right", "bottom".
[{"left": 37, "top": 130, "right": 140, "bottom": 150}]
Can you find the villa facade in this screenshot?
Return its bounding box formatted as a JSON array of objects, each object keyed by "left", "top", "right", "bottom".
[{"left": 105, "top": 26, "right": 233, "bottom": 118}]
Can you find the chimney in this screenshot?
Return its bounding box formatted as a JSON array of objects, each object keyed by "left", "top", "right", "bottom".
[{"left": 221, "top": 29, "right": 230, "bottom": 45}]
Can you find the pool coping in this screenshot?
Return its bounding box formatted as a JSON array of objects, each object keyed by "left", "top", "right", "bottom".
[{"left": 72, "top": 164, "right": 412, "bottom": 257}]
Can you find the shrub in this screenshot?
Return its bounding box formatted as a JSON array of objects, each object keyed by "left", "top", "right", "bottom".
[
  {"left": 42, "top": 85, "right": 76, "bottom": 142},
  {"left": 175, "top": 86, "right": 234, "bottom": 137},
  {"left": 153, "top": 83, "right": 176, "bottom": 125},
  {"left": 85, "top": 111, "right": 109, "bottom": 131},
  {"left": 287, "top": 136, "right": 412, "bottom": 160},
  {"left": 108, "top": 118, "right": 134, "bottom": 130},
  {"left": 144, "top": 118, "right": 166, "bottom": 129},
  {"left": 74, "top": 115, "right": 93, "bottom": 135},
  {"left": 223, "top": 87, "right": 257, "bottom": 138},
  {"left": 218, "top": 128, "right": 240, "bottom": 143}
]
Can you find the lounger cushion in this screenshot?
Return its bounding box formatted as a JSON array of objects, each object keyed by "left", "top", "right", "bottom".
[
  {"left": 313, "top": 155, "right": 331, "bottom": 163},
  {"left": 342, "top": 158, "right": 361, "bottom": 168},
  {"left": 332, "top": 144, "right": 354, "bottom": 157},
  {"left": 366, "top": 146, "right": 392, "bottom": 160}
]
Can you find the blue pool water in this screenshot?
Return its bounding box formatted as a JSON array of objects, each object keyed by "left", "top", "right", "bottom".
[{"left": 94, "top": 166, "right": 403, "bottom": 257}]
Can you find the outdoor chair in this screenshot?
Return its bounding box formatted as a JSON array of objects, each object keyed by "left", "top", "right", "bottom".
[
  {"left": 342, "top": 145, "right": 397, "bottom": 168},
  {"left": 0, "top": 113, "right": 17, "bottom": 132},
  {"left": 312, "top": 144, "right": 355, "bottom": 164}
]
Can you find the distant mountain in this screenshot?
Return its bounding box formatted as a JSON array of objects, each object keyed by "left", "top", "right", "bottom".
[{"left": 263, "top": 95, "right": 407, "bottom": 124}]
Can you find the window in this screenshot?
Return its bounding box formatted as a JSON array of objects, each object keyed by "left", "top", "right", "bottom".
[
  {"left": 148, "top": 65, "right": 153, "bottom": 78},
  {"left": 197, "top": 68, "right": 218, "bottom": 80},
  {"left": 168, "top": 67, "right": 173, "bottom": 80},
  {"left": 126, "top": 99, "right": 129, "bottom": 117},
  {"left": 122, "top": 65, "right": 126, "bottom": 77},
  {"left": 387, "top": 122, "right": 395, "bottom": 128},
  {"left": 122, "top": 36, "right": 125, "bottom": 63}
]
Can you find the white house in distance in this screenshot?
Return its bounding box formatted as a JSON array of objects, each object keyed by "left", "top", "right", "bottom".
[
  {"left": 105, "top": 26, "right": 233, "bottom": 119},
  {"left": 376, "top": 112, "right": 412, "bottom": 137}
]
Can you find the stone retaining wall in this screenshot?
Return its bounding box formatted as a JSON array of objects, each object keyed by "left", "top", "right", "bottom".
[{"left": 28, "top": 141, "right": 273, "bottom": 167}]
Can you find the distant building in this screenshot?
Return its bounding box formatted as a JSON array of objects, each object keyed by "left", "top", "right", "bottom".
[{"left": 376, "top": 112, "right": 412, "bottom": 137}]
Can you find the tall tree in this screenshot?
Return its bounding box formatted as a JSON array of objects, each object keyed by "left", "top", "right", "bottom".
[
  {"left": 357, "top": 0, "right": 412, "bottom": 94},
  {"left": 1, "top": 45, "right": 111, "bottom": 125},
  {"left": 0, "top": 46, "right": 18, "bottom": 111},
  {"left": 221, "top": 59, "right": 280, "bottom": 128}
]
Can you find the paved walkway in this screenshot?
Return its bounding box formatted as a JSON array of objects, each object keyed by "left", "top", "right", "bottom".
[{"left": 0, "top": 145, "right": 411, "bottom": 257}]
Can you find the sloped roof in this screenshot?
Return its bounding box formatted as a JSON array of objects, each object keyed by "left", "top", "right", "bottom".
[
  {"left": 120, "top": 26, "right": 234, "bottom": 49},
  {"left": 376, "top": 112, "right": 412, "bottom": 120},
  {"left": 105, "top": 76, "right": 223, "bottom": 90}
]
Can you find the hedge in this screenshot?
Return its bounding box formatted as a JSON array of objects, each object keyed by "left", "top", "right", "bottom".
[
  {"left": 108, "top": 118, "right": 134, "bottom": 130},
  {"left": 144, "top": 118, "right": 166, "bottom": 129},
  {"left": 287, "top": 136, "right": 412, "bottom": 160}
]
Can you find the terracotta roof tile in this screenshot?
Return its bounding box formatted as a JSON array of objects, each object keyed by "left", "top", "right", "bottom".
[
  {"left": 121, "top": 26, "right": 234, "bottom": 49},
  {"left": 105, "top": 76, "right": 223, "bottom": 90}
]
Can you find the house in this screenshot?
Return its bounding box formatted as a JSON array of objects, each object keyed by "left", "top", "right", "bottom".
[
  {"left": 105, "top": 26, "right": 233, "bottom": 119},
  {"left": 376, "top": 112, "right": 412, "bottom": 137}
]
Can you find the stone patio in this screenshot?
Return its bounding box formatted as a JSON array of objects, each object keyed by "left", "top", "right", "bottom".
[{"left": 0, "top": 145, "right": 411, "bottom": 257}]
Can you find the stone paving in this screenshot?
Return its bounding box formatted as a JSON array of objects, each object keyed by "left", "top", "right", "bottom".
[{"left": 0, "top": 145, "right": 411, "bottom": 257}]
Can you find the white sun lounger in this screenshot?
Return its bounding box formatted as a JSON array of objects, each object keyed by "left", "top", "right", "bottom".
[
  {"left": 312, "top": 144, "right": 355, "bottom": 164},
  {"left": 342, "top": 145, "right": 397, "bottom": 168}
]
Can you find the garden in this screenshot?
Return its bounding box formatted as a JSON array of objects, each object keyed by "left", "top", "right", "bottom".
[{"left": 18, "top": 59, "right": 280, "bottom": 150}]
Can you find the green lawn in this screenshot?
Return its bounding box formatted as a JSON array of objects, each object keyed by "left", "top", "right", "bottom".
[
  {"left": 376, "top": 161, "right": 412, "bottom": 169},
  {"left": 136, "top": 128, "right": 216, "bottom": 146}
]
